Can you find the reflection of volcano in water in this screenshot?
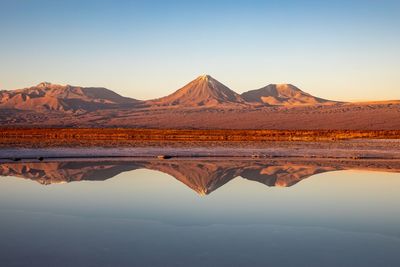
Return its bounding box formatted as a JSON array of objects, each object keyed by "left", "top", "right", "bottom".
[
  {"left": 1, "top": 159, "right": 400, "bottom": 195},
  {"left": 142, "top": 161, "right": 336, "bottom": 195}
]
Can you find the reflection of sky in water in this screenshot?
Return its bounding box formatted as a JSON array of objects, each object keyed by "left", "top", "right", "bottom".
[{"left": 1, "top": 169, "right": 400, "bottom": 266}]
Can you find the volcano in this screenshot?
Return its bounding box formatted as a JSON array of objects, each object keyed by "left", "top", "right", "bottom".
[{"left": 148, "top": 75, "right": 245, "bottom": 107}]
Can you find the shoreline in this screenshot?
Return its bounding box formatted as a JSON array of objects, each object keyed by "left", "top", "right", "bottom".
[
  {"left": 2, "top": 139, "right": 400, "bottom": 160},
  {"left": 2, "top": 129, "right": 400, "bottom": 160}
]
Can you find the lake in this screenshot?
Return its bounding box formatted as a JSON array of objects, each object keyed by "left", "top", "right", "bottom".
[{"left": 0, "top": 158, "right": 399, "bottom": 266}]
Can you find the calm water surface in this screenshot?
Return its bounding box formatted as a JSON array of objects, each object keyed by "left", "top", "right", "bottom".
[{"left": 0, "top": 159, "right": 399, "bottom": 266}]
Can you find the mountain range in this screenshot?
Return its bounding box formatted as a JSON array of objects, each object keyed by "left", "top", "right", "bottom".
[
  {"left": 0, "top": 75, "right": 334, "bottom": 111},
  {"left": 1, "top": 75, "right": 399, "bottom": 129}
]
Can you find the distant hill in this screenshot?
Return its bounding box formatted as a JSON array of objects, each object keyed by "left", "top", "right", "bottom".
[
  {"left": 147, "top": 75, "right": 245, "bottom": 107},
  {"left": 0, "top": 82, "right": 140, "bottom": 113},
  {"left": 241, "top": 84, "right": 338, "bottom": 106}
]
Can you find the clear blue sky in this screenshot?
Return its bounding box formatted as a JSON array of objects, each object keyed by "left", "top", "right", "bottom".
[{"left": 1, "top": 0, "right": 399, "bottom": 101}]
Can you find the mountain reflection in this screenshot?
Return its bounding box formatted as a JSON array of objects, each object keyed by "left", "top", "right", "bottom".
[{"left": 1, "top": 158, "right": 400, "bottom": 195}]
